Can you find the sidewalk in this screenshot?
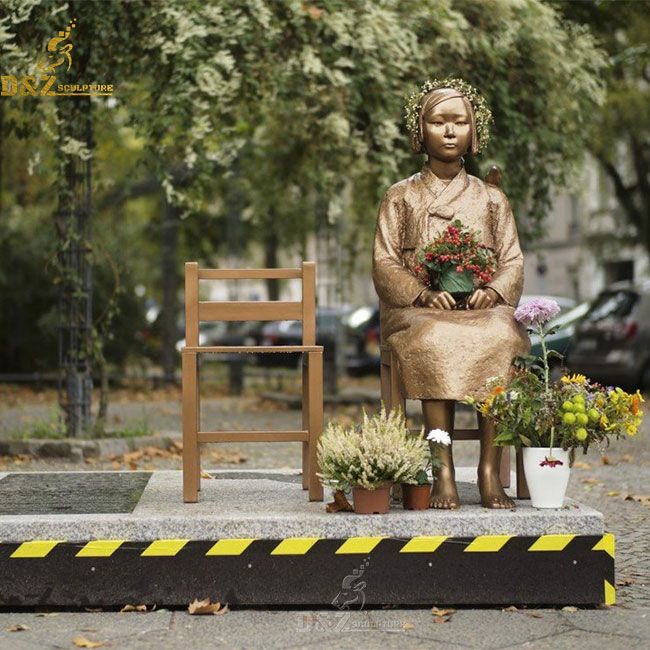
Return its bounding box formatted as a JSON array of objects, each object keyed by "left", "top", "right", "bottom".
[{"left": 0, "top": 391, "right": 647, "bottom": 648}]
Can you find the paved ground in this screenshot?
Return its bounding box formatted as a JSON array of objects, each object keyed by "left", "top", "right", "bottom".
[{"left": 0, "top": 386, "right": 648, "bottom": 649}]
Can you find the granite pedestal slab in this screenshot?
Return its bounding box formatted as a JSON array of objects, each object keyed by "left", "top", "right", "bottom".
[{"left": 0, "top": 469, "right": 614, "bottom": 608}]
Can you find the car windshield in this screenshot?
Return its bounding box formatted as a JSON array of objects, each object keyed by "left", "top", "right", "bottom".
[{"left": 584, "top": 290, "right": 639, "bottom": 322}]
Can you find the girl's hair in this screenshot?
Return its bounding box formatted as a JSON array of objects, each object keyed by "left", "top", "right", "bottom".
[{"left": 416, "top": 88, "right": 478, "bottom": 156}]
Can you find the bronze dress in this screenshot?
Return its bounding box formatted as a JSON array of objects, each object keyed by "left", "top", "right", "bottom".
[{"left": 372, "top": 164, "right": 531, "bottom": 402}]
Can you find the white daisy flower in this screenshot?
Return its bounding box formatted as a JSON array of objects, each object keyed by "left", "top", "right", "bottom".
[{"left": 426, "top": 429, "right": 451, "bottom": 446}]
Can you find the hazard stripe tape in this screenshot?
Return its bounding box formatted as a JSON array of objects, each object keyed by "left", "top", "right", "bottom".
[{"left": 5, "top": 533, "right": 616, "bottom": 557}]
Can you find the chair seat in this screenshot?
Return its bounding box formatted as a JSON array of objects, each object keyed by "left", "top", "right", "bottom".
[{"left": 182, "top": 345, "right": 323, "bottom": 354}]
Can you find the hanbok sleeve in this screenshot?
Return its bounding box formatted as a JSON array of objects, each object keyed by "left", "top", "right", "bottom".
[
  {"left": 483, "top": 190, "right": 524, "bottom": 308},
  {"left": 372, "top": 191, "right": 428, "bottom": 308}
]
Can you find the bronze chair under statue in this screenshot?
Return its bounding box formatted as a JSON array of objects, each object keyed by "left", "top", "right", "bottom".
[{"left": 373, "top": 79, "right": 531, "bottom": 509}]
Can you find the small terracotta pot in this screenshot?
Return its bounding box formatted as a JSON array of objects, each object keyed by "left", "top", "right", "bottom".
[
  {"left": 401, "top": 483, "right": 431, "bottom": 510},
  {"left": 352, "top": 484, "right": 392, "bottom": 514}
]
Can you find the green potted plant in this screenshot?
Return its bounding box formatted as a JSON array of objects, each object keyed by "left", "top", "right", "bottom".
[
  {"left": 317, "top": 406, "right": 430, "bottom": 514},
  {"left": 400, "top": 428, "right": 451, "bottom": 510},
  {"left": 461, "top": 298, "right": 644, "bottom": 508}
]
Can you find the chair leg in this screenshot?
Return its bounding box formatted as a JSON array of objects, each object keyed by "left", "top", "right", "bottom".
[
  {"left": 196, "top": 360, "right": 201, "bottom": 490},
  {"left": 301, "top": 356, "right": 309, "bottom": 490},
  {"left": 306, "top": 351, "right": 324, "bottom": 501},
  {"left": 389, "top": 352, "right": 406, "bottom": 417},
  {"left": 182, "top": 352, "right": 199, "bottom": 503},
  {"left": 516, "top": 448, "right": 530, "bottom": 499},
  {"left": 380, "top": 353, "right": 392, "bottom": 412},
  {"left": 499, "top": 446, "right": 511, "bottom": 488}
]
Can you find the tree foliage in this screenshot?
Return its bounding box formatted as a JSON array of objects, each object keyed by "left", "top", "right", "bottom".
[
  {"left": 0, "top": 0, "right": 608, "bottom": 373},
  {"left": 551, "top": 0, "right": 650, "bottom": 258}
]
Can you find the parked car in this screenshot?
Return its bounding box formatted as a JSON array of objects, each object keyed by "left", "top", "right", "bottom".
[
  {"left": 566, "top": 280, "right": 650, "bottom": 391},
  {"left": 256, "top": 307, "right": 351, "bottom": 368},
  {"left": 528, "top": 300, "right": 590, "bottom": 366},
  {"left": 344, "top": 305, "right": 380, "bottom": 376}
]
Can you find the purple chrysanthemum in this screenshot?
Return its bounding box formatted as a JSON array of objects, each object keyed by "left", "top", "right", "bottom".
[{"left": 514, "top": 298, "right": 561, "bottom": 327}]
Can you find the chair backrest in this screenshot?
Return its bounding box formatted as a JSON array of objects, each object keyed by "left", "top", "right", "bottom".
[{"left": 184, "top": 262, "right": 317, "bottom": 347}]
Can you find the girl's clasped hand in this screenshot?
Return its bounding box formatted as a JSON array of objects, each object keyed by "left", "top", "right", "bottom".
[{"left": 417, "top": 287, "right": 498, "bottom": 310}]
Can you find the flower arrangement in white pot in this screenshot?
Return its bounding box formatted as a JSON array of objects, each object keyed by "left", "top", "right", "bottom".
[
  {"left": 462, "top": 298, "right": 644, "bottom": 508},
  {"left": 317, "top": 406, "right": 430, "bottom": 514}
]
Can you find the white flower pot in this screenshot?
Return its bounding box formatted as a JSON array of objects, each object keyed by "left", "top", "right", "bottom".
[{"left": 523, "top": 447, "right": 571, "bottom": 509}]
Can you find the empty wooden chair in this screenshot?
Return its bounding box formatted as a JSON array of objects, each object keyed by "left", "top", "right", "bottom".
[{"left": 181, "top": 261, "right": 324, "bottom": 503}]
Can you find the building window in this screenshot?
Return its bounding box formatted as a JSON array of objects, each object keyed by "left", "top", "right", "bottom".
[{"left": 603, "top": 260, "right": 634, "bottom": 284}]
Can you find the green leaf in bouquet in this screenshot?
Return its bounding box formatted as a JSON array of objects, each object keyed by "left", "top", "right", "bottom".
[
  {"left": 519, "top": 434, "right": 532, "bottom": 446},
  {"left": 438, "top": 268, "right": 474, "bottom": 293}
]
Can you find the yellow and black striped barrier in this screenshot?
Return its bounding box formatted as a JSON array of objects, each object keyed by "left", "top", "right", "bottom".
[{"left": 0, "top": 534, "right": 614, "bottom": 607}]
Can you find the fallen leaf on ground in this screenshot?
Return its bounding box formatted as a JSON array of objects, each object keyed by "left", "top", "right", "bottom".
[
  {"left": 503, "top": 606, "right": 518, "bottom": 612},
  {"left": 617, "top": 578, "right": 635, "bottom": 586},
  {"left": 620, "top": 454, "right": 633, "bottom": 463},
  {"left": 6, "top": 623, "right": 30, "bottom": 631},
  {"left": 601, "top": 456, "right": 611, "bottom": 465},
  {"left": 431, "top": 608, "right": 455, "bottom": 617},
  {"left": 200, "top": 471, "right": 214, "bottom": 479},
  {"left": 402, "top": 622, "right": 414, "bottom": 630},
  {"left": 526, "top": 612, "right": 544, "bottom": 619},
  {"left": 72, "top": 636, "right": 105, "bottom": 648},
  {"left": 625, "top": 494, "right": 650, "bottom": 505},
  {"left": 562, "top": 606, "right": 578, "bottom": 612},
  {"left": 120, "top": 604, "right": 147, "bottom": 612},
  {"left": 433, "top": 616, "right": 449, "bottom": 624},
  {"left": 188, "top": 598, "right": 229, "bottom": 615},
  {"left": 573, "top": 461, "right": 592, "bottom": 470},
  {"left": 581, "top": 477, "right": 602, "bottom": 485},
  {"left": 607, "top": 491, "right": 620, "bottom": 497}
]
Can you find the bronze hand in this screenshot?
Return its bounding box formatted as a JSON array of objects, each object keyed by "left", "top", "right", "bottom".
[
  {"left": 416, "top": 289, "right": 456, "bottom": 310},
  {"left": 468, "top": 287, "right": 499, "bottom": 310}
]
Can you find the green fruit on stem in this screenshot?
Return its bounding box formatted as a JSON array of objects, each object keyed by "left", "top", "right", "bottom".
[
  {"left": 588, "top": 408, "right": 600, "bottom": 422},
  {"left": 573, "top": 403, "right": 586, "bottom": 413},
  {"left": 575, "top": 428, "right": 588, "bottom": 441},
  {"left": 576, "top": 413, "right": 589, "bottom": 425},
  {"left": 562, "top": 401, "right": 575, "bottom": 412},
  {"left": 562, "top": 412, "right": 576, "bottom": 425}
]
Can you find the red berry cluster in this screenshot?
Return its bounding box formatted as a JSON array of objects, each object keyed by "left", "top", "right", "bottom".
[{"left": 415, "top": 220, "right": 496, "bottom": 286}]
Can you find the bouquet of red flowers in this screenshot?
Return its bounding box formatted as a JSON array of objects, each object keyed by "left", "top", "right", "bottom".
[{"left": 415, "top": 219, "right": 496, "bottom": 301}]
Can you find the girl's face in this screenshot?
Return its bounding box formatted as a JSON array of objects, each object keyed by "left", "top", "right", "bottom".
[{"left": 421, "top": 96, "right": 472, "bottom": 162}]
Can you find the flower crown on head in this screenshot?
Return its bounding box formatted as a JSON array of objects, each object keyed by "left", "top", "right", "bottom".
[{"left": 404, "top": 77, "right": 492, "bottom": 154}]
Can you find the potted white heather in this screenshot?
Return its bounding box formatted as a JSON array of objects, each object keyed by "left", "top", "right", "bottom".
[
  {"left": 317, "top": 407, "right": 430, "bottom": 514},
  {"left": 462, "top": 298, "right": 644, "bottom": 508}
]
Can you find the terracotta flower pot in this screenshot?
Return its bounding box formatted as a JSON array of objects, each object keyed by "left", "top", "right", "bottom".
[
  {"left": 401, "top": 483, "right": 431, "bottom": 510},
  {"left": 352, "top": 484, "right": 392, "bottom": 514}
]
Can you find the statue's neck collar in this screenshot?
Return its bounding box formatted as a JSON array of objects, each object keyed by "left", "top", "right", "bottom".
[{"left": 420, "top": 164, "right": 468, "bottom": 210}]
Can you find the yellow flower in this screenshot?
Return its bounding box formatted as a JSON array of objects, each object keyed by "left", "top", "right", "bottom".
[
  {"left": 561, "top": 373, "right": 587, "bottom": 385},
  {"left": 600, "top": 414, "right": 609, "bottom": 427},
  {"left": 626, "top": 424, "right": 637, "bottom": 436}
]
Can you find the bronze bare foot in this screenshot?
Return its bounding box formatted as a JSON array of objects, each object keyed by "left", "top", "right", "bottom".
[
  {"left": 429, "top": 469, "right": 460, "bottom": 509},
  {"left": 478, "top": 469, "right": 515, "bottom": 509}
]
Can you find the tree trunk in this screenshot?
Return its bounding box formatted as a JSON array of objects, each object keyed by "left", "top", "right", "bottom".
[
  {"left": 264, "top": 216, "right": 280, "bottom": 301},
  {"left": 160, "top": 197, "right": 180, "bottom": 383}
]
